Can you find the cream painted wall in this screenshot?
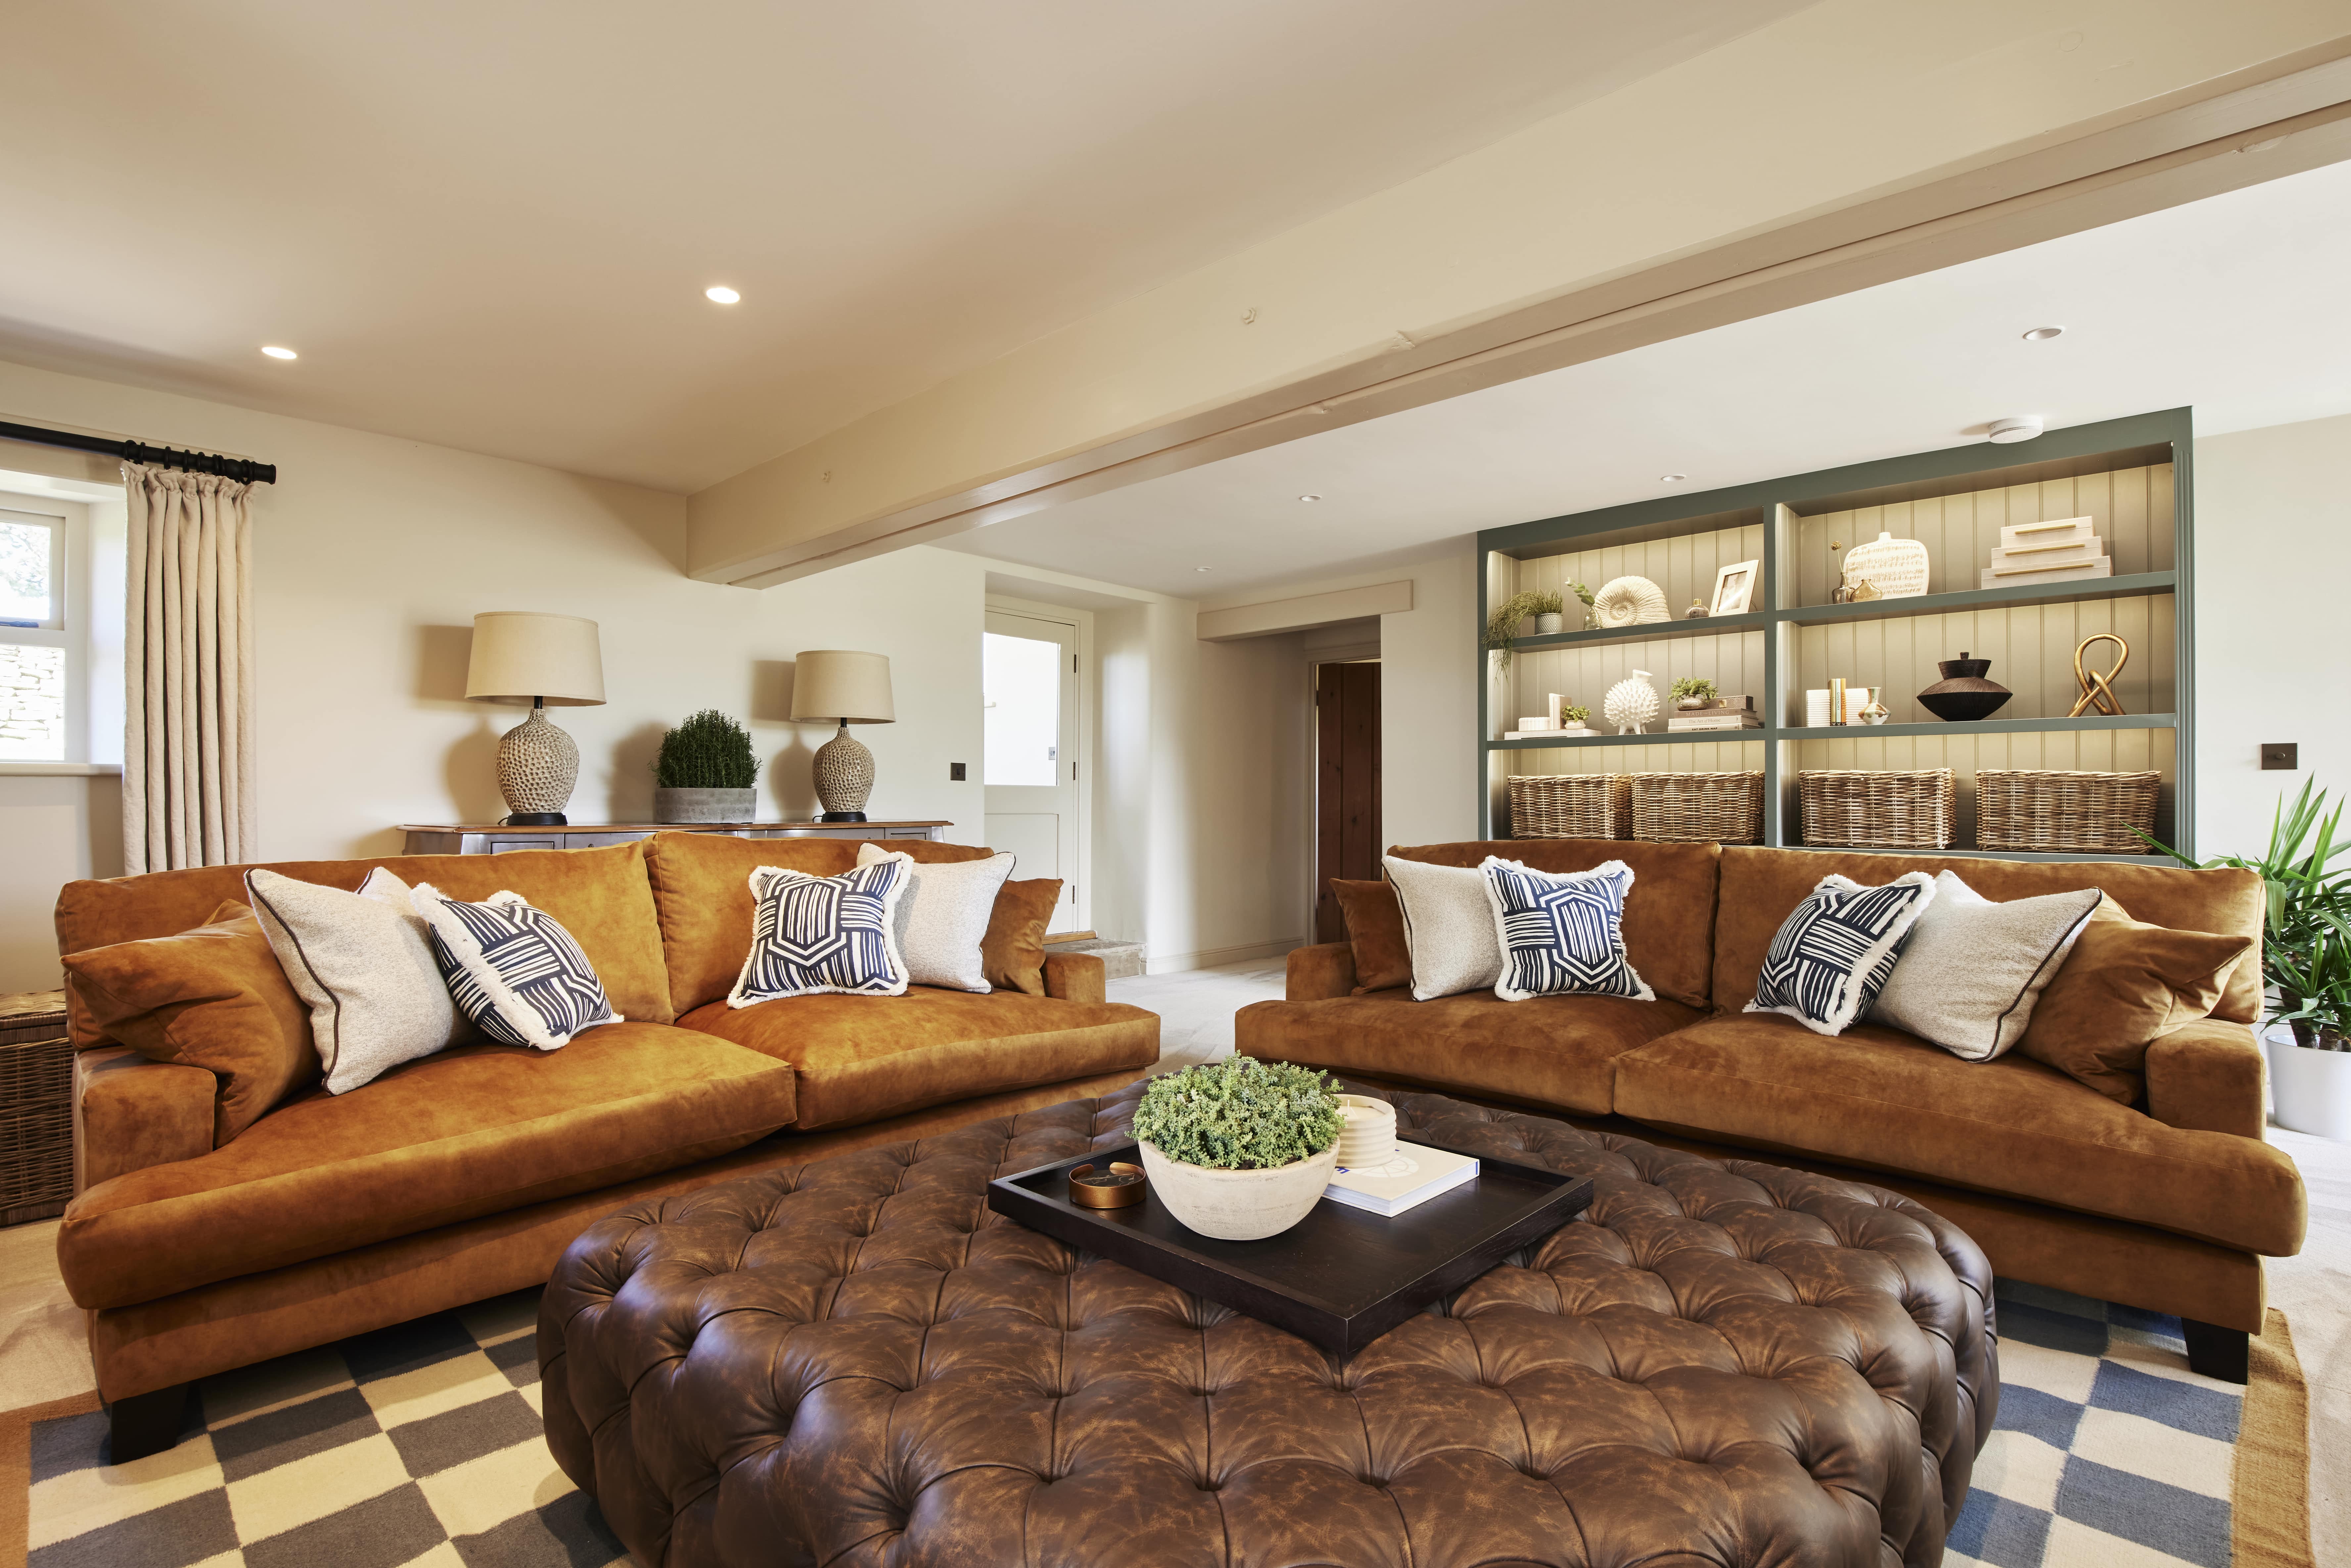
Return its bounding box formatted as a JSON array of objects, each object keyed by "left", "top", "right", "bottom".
[
  {"left": 2193, "top": 412, "right": 2351, "bottom": 858},
  {"left": 0, "top": 357, "right": 989, "bottom": 990}
]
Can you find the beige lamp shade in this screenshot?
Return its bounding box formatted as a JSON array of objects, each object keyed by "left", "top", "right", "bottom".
[
  {"left": 465, "top": 612, "right": 606, "bottom": 706},
  {"left": 791, "top": 649, "right": 894, "bottom": 723}
]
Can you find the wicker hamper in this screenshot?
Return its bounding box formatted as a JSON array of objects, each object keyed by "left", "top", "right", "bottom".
[
  {"left": 1800, "top": 768, "right": 1956, "bottom": 849},
  {"left": 0, "top": 990, "right": 72, "bottom": 1227},
  {"left": 1628, "top": 771, "right": 1765, "bottom": 844},
  {"left": 1508, "top": 773, "right": 1630, "bottom": 839},
  {"left": 1976, "top": 769, "right": 2161, "bottom": 854}
]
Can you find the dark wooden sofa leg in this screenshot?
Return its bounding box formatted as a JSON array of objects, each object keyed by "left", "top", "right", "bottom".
[
  {"left": 105, "top": 1384, "right": 191, "bottom": 1463},
  {"left": 2182, "top": 1319, "right": 2250, "bottom": 1384}
]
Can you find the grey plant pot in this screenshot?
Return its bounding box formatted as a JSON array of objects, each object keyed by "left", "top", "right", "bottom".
[{"left": 653, "top": 787, "right": 755, "bottom": 824}]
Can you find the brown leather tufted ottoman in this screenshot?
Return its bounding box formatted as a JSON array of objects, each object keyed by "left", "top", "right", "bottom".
[{"left": 542, "top": 1083, "right": 1997, "bottom": 1567}]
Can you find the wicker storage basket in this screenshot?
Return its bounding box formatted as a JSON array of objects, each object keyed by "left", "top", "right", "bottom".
[
  {"left": 1977, "top": 769, "right": 2161, "bottom": 854},
  {"left": 1800, "top": 768, "right": 1956, "bottom": 849},
  {"left": 1628, "top": 771, "right": 1765, "bottom": 844},
  {"left": 0, "top": 990, "right": 72, "bottom": 1226},
  {"left": 1508, "top": 773, "right": 1630, "bottom": 839}
]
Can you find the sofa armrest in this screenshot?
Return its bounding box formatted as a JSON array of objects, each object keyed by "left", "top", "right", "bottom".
[
  {"left": 1044, "top": 951, "right": 1106, "bottom": 1004},
  {"left": 2144, "top": 1019, "right": 2266, "bottom": 1139},
  {"left": 74, "top": 1045, "right": 213, "bottom": 1194},
  {"left": 1287, "top": 943, "right": 1357, "bottom": 1001}
]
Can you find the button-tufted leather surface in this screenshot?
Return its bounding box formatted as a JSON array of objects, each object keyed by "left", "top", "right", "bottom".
[{"left": 541, "top": 1082, "right": 1997, "bottom": 1568}]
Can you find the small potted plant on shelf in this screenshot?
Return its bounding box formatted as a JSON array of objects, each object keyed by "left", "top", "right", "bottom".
[
  {"left": 1669, "top": 676, "right": 1720, "bottom": 712},
  {"left": 653, "top": 710, "right": 761, "bottom": 823},
  {"left": 1561, "top": 704, "right": 1591, "bottom": 734},
  {"left": 2143, "top": 779, "right": 2351, "bottom": 1139},
  {"left": 1482, "top": 583, "right": 1595, "bottom": 669},
  {"left": 1130, "top": 1056, "right": 1345, "bottom": 1239}
]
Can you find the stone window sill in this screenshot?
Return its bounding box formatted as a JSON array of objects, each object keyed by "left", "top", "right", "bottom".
[{"left": 0, "top": 761, "right": 122, "bottom": 776}]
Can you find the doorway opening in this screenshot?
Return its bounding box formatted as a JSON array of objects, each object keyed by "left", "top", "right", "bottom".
[
  {"left": 983, "top": 608, "right": 1085, "bottom": 934},
  {"left": 1312, "top": 659, "right": 1381, "bottom": 943}
]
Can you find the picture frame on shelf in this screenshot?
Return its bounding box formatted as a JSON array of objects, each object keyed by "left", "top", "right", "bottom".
[{"left": 1710, "top": 560, "right": 1759, "bottom": 616}]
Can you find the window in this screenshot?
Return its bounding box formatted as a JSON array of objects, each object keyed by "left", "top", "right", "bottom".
[
  {"left": 982, "top": 630, "right": 1062, "bottom": 786},
  {"left": 0, "top": 508, "right": 67, "bottom": 759}
]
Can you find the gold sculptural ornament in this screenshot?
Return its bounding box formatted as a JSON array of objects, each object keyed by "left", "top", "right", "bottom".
[{"left": 2068, "top": 633, "right": 2129, "bottom": 717}]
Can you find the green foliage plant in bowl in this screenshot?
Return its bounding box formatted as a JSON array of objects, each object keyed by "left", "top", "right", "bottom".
[
  {"left": 1130, "top": 1057, "right": 1344, "bottom": 1240},
  {"left": 1669, "top": 676, "right": 1720, "bottom": 710},
  {"left": 653, "top": 710, "right": 761, "bottom": 823}
]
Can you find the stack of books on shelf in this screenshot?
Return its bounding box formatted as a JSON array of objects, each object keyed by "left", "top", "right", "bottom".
[
  {"left": 1666, "top": 696, "right": 1760, "bottom": 732},
  {"left": 1981, "top": 516, "right": 2112, "bottom": 587}
]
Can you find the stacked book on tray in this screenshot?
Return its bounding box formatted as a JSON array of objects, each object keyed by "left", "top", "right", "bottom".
[
  {"left": 1666, "top": 695, "right": 1760, "bottom": 732},
  {"left": 1981, "top": 515, "right": 2112, "bottom": 587},
  {"left": 1325, "top": 1093, "right": 1481, "bottom": 1216}
]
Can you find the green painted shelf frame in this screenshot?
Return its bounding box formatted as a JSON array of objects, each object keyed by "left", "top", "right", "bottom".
[{"left": 1476, "top": 408, "right": 2196, "bottom": 858}]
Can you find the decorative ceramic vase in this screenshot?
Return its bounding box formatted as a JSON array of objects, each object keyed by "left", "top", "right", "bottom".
[
  {"left": 1842, "top": 531, "right": 1929, "bottom": 598},
  {"left": 1917, "top": 652, "right": 2012, "bottom": 722},
  {"left": 1136, "top": 1141, "right": 1339, "bottom": 1241},
  {"left": 1592, "top": 576, "right": 1669, "bottom": 627},
  {"left": 1532, "top": 613, "right": 1565, "bottom": 635},
  {"left": 1603, "top": 670, "right": 1661, "bottom": 735},
  {"left": 2267, "top": 1026, "right": 2351, "bottom": 1140},
  {"left": 1857, "top": 697, "right": 1892, "bottom": 725},
  {"left": 496, "top": 704, "right": 579, "bottom": 825},
  {"left": 813, "top": 721, "right": 876, "bottom": 820},
  {"left": 654, "top": 787, "right": 755, "bottom": 823},
  {"left": 1685, "top": 601, "right": 1709, "bottom": 619}
]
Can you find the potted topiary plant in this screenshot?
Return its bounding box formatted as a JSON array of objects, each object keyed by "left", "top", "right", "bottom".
[
  {"left": 1129, "top": 1056, "right": 1344, "bottom": 1239},
  {"left": 1481, "top": 583, "right": 1595, "bottom": 669},
  {"left": 2144, "top": 779, "right": 2351, "bottom": 1138},
  {"left": 653, "top": 710, "right": 761, "bottom": 823},
  {"left": 1669, "top": 676, "right": 1720, "bottom": 711}
]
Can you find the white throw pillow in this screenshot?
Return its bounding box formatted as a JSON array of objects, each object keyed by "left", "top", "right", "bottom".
[
  {"left": 1867, "top": 872, "right": 2103, "bottom": 1059},
  {"left": 1384, "top": 856, "right": 1503, "bottom": 1001},
  {"left": 855, "top": 843, "right": 1015, "bottom": 992},
  {"left": 410, "top": 884, "right": 622, "bottom": 1050},
  {"left": 1745, "top": 871, "right": 1938, "bottom": 1036},
  {"left": 245, "top": 866, "right": 463, "bottom": 1094},
  {"left": 728, "top": 858, "right": 913, "bottom": 1005},
  {"left": 1480, "top": 856, "right": 1655, "bottom": 1003}
]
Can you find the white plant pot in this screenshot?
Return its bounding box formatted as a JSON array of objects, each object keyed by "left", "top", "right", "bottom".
[
  {"left": 1531, "top": 613, "right": 1565, "bottom": 635},
  {"left": 2267, "top": 1029, "right": 2351, "bottom": 1140},
  {"left": 1137, "top": 1141, "right": 1339, "bottom": 1240}
]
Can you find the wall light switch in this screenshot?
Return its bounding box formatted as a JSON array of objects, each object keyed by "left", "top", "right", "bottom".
[
  {"left": 950, "top": 762, "right": 967, "bottom": 781},
  {"left": 2261, "top": 743, "right": 2298, "bottom": 771}
]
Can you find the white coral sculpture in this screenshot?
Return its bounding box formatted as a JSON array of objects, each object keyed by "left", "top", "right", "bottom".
[{"left": 1604, "top": 669, "right": 1661, "bottom": 735}]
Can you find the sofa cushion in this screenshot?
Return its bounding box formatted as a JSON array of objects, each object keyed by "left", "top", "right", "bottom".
[
  {"left": 59, "top": 841, "right": 676, "bottom": 1027},
  {"left": 1711, "top": 847, "right": 2265, "bottom": 1023},
  {"left": 2015, "top": 899, "right": 2253, "bottom": 1104},
  {"left": 1330, "top": 878, "right": 1409, "bottom": 993},
  {"left": 1388, "top": 840, "right": 1718, "bottom": 1008},
  {"left": 645, "top": 832, "right": 1000, "bottom": 1013},
  {"left": 980, "top": 879, "right": 1060, "bottom": 995},
  {"left": 57, "top": 1022, "right": 797, "bottom": 1311},
  {"left": 680, "top": 990, "right": 1158, "bottom": 1130},
  {"left": 1235, "top": 990, "right": 1704, "bottom": 1117},
  {"left": 1612, "top": 1012, "right": 2304, "bottom": 1256}
]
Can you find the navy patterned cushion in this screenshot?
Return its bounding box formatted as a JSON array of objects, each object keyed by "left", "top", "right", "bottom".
[
  {"left": 1746, "top": 871, "right": 1938, "bottom": 1036},
  {"left": 410, "top": 884, "right": 621, "bottom": 1050},
  {"left": 728, "top": 859, "right": 911, "bottom": 1005},
  {"left": 1479, "top": 856, "right": 1654, "bottom": 1003}
]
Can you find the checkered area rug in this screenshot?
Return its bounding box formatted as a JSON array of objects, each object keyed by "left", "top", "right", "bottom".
[{"left": 20, "top": 1280, "right": 2268, "bottom": 1568}]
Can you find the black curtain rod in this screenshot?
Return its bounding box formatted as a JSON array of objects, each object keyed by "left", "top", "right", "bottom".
[{"left": 0, "top": 418, "right": 276, "bottom": 486}]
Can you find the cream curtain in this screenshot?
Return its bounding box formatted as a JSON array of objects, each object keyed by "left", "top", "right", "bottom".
[{"left": 121, "top": 461, "right": 256, "bottom": 873}]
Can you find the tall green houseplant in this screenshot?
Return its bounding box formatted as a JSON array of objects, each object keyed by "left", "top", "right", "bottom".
[{"left": 654, "top": 710, "right": 760, "bottom": 790}]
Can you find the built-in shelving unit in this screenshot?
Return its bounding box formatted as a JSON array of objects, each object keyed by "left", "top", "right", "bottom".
[{"left": 1476, "top": 409, "right": 2194, "bottom": 858}]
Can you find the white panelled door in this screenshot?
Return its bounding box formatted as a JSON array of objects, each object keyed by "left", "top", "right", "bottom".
[{"left": 983, "top": 611, "right": 1082, "bottom": 933}]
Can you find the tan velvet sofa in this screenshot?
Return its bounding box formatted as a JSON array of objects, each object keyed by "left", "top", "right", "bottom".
[
  {"left": 1237, "top": 838, "right": 2304, "bottom": 1383},
  {"left": 57, "top": 832, "right": 1158, "bottom": 1455}
]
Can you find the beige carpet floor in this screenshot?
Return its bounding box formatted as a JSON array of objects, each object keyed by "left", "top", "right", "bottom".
[{"left": 2, "top": 957, "right": 2342, "bottom": 1559}]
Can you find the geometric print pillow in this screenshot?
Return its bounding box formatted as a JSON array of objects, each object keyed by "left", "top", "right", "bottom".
[
  {"left": 409, "top": 884, "right": 622, "bottom": 1051},
  {"left": 1478, "top": 856, "right": 1655, "bottom": 1003},
  {"left": 1745, "top": 871, "right": 1938, "bottom": 1036},
  {"left": 727, "top": 858, "right": 911, "bottom": 1006}
]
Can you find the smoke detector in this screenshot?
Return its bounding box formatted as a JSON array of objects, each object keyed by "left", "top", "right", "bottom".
[{"left": 1987, "top": 417, "right": 2044, "bottom": 444}]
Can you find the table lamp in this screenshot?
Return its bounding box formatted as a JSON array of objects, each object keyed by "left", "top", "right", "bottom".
[
  {"left": 465, "top": 612, "right": 605, "bottom": 825},
  {"left": 790, "top": 650, "right": 893, "bottom": 821}
]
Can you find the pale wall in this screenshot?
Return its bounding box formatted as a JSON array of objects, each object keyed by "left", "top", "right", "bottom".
[
  {"left": 0, "top": 356, "right": 989, "bottom": 990},
  {"left": 2193, "top": 411, "right": 2351, "bottom": 858}
]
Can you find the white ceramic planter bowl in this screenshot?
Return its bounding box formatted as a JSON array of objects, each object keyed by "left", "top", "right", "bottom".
[
  {"left": 1137, "top": 1141, "right": 1339, "bottom": 1241},
  {"left": 2267, "top": 1030, "right": 2351, "bottom": 1141}
]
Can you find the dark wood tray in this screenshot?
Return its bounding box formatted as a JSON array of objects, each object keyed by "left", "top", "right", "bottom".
[{"left": 987, "top": 1141, "right": 1593, "bottom": 1359}]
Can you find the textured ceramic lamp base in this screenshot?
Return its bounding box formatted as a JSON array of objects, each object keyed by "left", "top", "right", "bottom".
[
  {"left": 813, "top": 725, "right": 875, "bottom": 822},
  {"left": 498, "top": 706, "right": 579, "bottom": 825}
]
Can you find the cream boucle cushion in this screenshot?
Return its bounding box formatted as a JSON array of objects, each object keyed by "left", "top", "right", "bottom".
[
  {"left": 245, "top": 866, "right": 463, "bottom": 1094},
  {"left": 1869, "top": 871, "right": 2103, "bottom": 1060},
  {"left": 855, "top": 843, "right": 1014, "bottom": 993},
  {"left": 1384, "top": 855, "right": 1503, "bottom": 1001}
]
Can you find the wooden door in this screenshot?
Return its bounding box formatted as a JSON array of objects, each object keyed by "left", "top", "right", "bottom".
[{"left": 1314, "top": 662, "right": 1382, "bottom": 943}]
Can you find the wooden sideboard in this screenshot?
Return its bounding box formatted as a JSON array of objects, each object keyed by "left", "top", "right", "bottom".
[{"left": 397, "top": 821, "right": 952, "bottom": 855}]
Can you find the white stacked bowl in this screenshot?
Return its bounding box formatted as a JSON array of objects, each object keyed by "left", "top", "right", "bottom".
[{"left": 1334, "top": 1094, "right": 1397, "bottom": 1169}]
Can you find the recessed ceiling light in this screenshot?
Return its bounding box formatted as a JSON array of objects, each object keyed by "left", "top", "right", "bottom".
[
  {"left": 1659, "top": 473, "right": 1687, "bottom": 484},
  {"left": 705, "top": 285, "right": 741, "bottom": 304},
  {"left": 1987, "top": 416, "right": 2044, "bottom": 444},
  {"left": 1298, "top": 494, "right": 1322, "bottom": 502},
  {"left": 260, "top": 345, "right": 297, "bottom": 360},
  {"left": 1195, "top": 566, "right": 1211, "bottom": 573},
  {"left": 2022, "top": 325, "right": 2064, "bottom": 342}
]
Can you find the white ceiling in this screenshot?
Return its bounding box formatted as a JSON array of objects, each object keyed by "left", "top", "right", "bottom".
[
  {"left": 947, "top": 157, "right": 2351, "bottom": 601},
  {"left": 0, "top": 0, "right": 1806, "bottom": 493}
]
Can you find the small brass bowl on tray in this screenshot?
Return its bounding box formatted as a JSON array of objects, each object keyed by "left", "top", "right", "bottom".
[{"left": 1067, "top": 1161, "right": 1147, "bottom": 1210}]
